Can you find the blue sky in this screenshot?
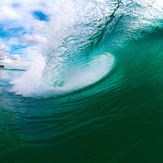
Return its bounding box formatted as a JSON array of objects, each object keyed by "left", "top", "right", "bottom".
[
  {"left": 0, "top": 0, "right": 80, "bottom": 69},
  {"left": 0, "top": 0, "right": 118, "bottom": 70},
  {"left": 0, "top": 0, "right": 54, "bottom": 69},
  {"left": 0, "top": 0, "right": 92, "bottom": 69},
  {"left": 1, "top": 0, "right": 161, "bottom": 69}
]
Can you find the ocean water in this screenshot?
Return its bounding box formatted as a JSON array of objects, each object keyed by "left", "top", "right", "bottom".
[{"left": 0, "top": 0, "right": 163, "bottom": 162}]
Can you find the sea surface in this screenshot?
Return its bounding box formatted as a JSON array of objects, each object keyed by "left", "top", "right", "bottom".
[{"left": 0, "top": 0, "right": 163, "bottom": 162}]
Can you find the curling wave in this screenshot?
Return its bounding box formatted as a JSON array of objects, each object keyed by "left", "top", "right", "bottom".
[{"left": 10, "top": 0, "right": 163, "bottom": 97}]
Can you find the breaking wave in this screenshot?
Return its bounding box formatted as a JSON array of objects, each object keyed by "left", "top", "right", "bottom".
[{"left": 10, "top": 0, "right": 163, "bottom": 97}]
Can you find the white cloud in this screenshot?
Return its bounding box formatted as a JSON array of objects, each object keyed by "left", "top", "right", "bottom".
[
  {"left": 3, "top": 38, "right": 21, "bottom": 52},
  {"left": 0, "top": 0, "right": 50, "bottom": 68},
  {"left": 33, "top": 20, "right": 47, "bottom": 33},
  {"left": 1, "top": 5, "right": 21, "bottom": 20},
  {"left": 0, "top": 42, "right": 28, "bottom": 69},
  {"left": 0, "top": 0, "right": 77, "bottom": 69},
  {"left": 0, "top": 0, "right": 51, "bottom": 35},
  {"left": 0, "top": 51, "right": 7, "bottom": 60},
  {"left": 7, "top": 37, "right": 20, "bottom": 46},
  {"left": 0, "top": 44, "right": 7, "bottom": 60},
  {"left": 0, "top": 12, "right": 6, "bottom": 21},
  {"left": 21, "top": 43, "right": 27, "bottom": 47},
  {"left": 0, "top": 54, "right": 30, "bottom": 69},
  {"left": 10, "top": 54, "right": 21, "bottom": 60},
  {"left": 22, "top": 35, "right": 47, "bottom": 45},
  {"left": 20, "top": 46, "right": 41, "bottom": 63},
  {"left": 0, "top": 44, "right": 5, "bottom": 51}
]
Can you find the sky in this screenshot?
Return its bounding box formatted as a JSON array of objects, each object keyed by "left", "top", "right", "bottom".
[
  {"left": 0, "top": 0, "right": 129, "bottom": 69},
  {"left": 0, "top": 0, "right": 57, "bottom": 69},
  {"left": 0, "top": 0, "right": 108, "bottom": 69},
  {"left": 1, "top": 0, "right": 162, "bottom": 69},
  {"left": 0, "top": 0, "right": 95, "bottom": 69}
]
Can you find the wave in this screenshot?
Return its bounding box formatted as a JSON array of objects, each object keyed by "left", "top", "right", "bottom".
[{"left": 10, "top": 0, "right": 163, "bottom": 97}]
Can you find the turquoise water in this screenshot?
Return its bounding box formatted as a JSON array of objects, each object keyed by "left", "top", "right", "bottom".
[{"left": 1, "top": 0, "right": 163, "bottom": 162}]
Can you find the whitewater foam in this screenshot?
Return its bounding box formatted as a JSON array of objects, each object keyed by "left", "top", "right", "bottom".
[
  {"left": 10, "top": 53, "right": 114, "bottom": 97},
  {"left": 10, "top": 55, "right": 46, "bottom": 97}
]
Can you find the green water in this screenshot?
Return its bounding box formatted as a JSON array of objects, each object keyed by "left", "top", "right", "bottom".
[
  {"left": 0, "top": 0, "right": 163, "bottom": 162},
  {"left": 0, "top": 31, "right": 163, "bottom": 162}
]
